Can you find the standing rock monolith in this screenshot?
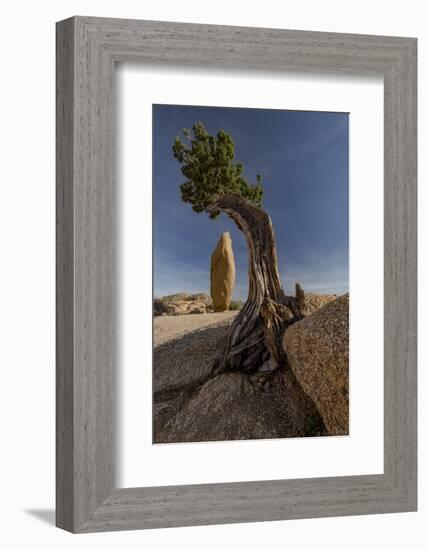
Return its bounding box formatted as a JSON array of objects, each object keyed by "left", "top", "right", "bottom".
[{"left": 210, "top": 232, "right": 236, "bottom": 312}]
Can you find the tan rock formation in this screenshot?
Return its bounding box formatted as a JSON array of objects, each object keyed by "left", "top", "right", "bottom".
[
  {"left": 153, "top": 293, "right": 213, "bottom": 316},
  {"left": 210, "top": 232, "right": 236, "bottom": 312},
  {"left": 283, "top": 294, "right": 349, "bottom": 436},
  {"left": 302, "top": 293, "right": 337, "bottom": 316}
]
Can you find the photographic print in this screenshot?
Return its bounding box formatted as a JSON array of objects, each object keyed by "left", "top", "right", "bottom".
[{"left": 152, "top": 104, "right": 349, "bottom": 444}]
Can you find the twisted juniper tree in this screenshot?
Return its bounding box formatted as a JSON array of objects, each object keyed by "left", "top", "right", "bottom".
[{"left": 173, "top": 122, "right": 305, "bottom": 375}]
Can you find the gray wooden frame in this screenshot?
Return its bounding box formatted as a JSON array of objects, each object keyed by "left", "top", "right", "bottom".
[{"left": 56, "top": 16, "right": 417, "bottom": 533}]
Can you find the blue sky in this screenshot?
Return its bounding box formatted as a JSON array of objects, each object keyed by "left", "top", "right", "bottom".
[{"left": 153, "top": 104, "right": 349, "bottom": 300}]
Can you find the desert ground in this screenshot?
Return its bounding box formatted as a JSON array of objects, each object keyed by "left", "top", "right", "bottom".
[{"left": 154, "top": 310, "right": 238, "bottom": 347}]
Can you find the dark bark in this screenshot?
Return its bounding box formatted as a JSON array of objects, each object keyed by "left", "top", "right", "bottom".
[{"left": 206, "top": 193, "right": 305, "bottom": 375}]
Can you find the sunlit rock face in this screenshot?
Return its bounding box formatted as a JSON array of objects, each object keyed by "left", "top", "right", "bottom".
[
  {"left": 210, "top": 232, "right": 236, "bottom": 312},
  {"left": 283, "top": 294, "right": 349, "bottom": 436}
]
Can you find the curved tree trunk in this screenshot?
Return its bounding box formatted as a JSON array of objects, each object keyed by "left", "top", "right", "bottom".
[{"left": 207, "top": 193, "right": 305, "bottom": 375}]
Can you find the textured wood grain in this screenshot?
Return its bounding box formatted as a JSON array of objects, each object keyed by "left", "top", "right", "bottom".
[
  {"left": 56, "top": 16, "right": 417, "bottom": 533},
  {"left": 56, "top": 18, "right": 75, "bottom": 532}
]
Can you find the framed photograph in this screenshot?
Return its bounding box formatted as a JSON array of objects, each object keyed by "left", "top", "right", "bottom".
[{"left": 56, "top": 16, "right": 417, "bottom": 532}]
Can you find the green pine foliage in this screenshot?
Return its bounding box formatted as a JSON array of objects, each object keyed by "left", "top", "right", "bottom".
[{"left": 173, "top": 122, "right": 264, "bottom": 218}]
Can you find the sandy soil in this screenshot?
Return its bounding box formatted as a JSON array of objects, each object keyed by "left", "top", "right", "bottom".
[{"left": 154, "top": 311, "right": 238, "bottom": 347}]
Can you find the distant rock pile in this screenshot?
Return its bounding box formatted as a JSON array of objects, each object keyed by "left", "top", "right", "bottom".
[
  {"left": 154, "top": 293, "right": 213, "bottom": 316},
  {"left": 154, "top": 290, "right": 338, "bottom": 318},
  {"left": 210, "top": 232, "right": 236, "bottom": 312}
]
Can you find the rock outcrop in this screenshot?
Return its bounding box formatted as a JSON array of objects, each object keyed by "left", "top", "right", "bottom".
[
  {"left": 210, "top": 232, "right": 235, "bottom": 312},
  {"left": 283, "top": 294, "right": 349, "bottom": 435},
  {"left": 155, "top": 368, "right": 326, "bottom": 443},
  {"left": 153, "top": 317, "right": 234, "bottom": 436},
  {"left": 302, "top": 292, "right": 337, "bottom": 316},
  {"left": 154, "top": 293, "right": 213, "bottom": 316}
]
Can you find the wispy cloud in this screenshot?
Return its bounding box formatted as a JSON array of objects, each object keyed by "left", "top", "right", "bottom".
[
  {"left": 154, "top": 256, "right": 210, "bottom": 297},
  {"left": 280, "top": 245, "right": 348, "bottom": 296}
]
